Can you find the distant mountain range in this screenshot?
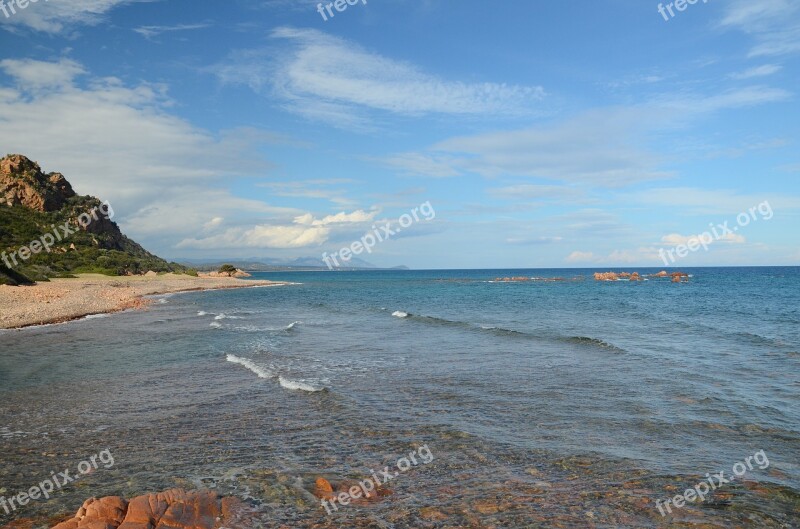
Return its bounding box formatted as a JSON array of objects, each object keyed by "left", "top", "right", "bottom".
[{"left": 177, "top": 256, "right": 410, "bottom": 271}]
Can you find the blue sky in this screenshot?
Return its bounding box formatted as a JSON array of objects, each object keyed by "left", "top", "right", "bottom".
[{"left": 0, "top": 0, "right": 798, "bottom": 268}]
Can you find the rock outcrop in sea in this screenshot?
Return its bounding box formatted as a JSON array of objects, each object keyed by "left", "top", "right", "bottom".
[{"left": 593, "top": 271, "right": 689, "bottom": 282}]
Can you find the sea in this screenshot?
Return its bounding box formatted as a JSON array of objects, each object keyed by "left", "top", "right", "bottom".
[{"left": 1, "top": 267, "right": 798, "bottom": 528}]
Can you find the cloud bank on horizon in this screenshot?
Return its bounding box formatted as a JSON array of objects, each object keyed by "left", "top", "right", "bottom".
[{"left": 0, "top": 0, "right": 798, "bottom": 268}]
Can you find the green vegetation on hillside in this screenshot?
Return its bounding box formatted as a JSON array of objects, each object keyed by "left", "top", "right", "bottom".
[{"left": 0, "top": 196, "right": 192, "bottom": 284}]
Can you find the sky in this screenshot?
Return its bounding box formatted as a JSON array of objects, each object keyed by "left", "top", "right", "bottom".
[{"left": 0, "top": 0, "right": 798, "bottom": 269}]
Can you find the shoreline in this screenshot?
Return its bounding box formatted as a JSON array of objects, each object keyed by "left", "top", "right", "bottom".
[{"left": 0, "top": 273, "right": 287, "bottom": 330}]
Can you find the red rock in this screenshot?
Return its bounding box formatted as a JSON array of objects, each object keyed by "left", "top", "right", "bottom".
[
  {"left": 593, "top": 272, "right": 619, "bottom": 281},
  {"left": 50, "top": 490, "right": 242, "bottom": 529},
  {"left": 314, "top": 478, "right": 334, "bottom": 499}
]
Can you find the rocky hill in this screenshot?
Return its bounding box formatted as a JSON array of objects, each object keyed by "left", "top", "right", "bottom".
[{"left": 0, "top": 154, "right": 193, "bottom": 285}]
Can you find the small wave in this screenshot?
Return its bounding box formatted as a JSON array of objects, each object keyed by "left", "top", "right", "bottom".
[
  {"left": 735, "top": 331, "right": 781, "bottom": 346},
  {"left": 225, "top": 355, "right": 326, "bottom": 392},
  {"left": 226, "top": 354, "right": 274, "bottom": 379},
  {"left": 394, "top": 312, "right": 530, "bottom": 337},
  {"left": 278, "top": 376, "right": 326, "bottom": 392},
  {"left": 82, "top": 313, "right": 109, "bottom": 320},
  {"left": 231, "top": 321, "right": 302, "bottom": 333},
  {"left": 479, "top": 325, "right": 529, "bottom": 337},
  {"left": 215, "top": 313, "right": 242, "bottom": 320},
  {"left": 197, "top": 311, "right": 210, "bottom": 316},
  {"left": 565, "top": 336, "right": 625, "bottom": 352},
  {"left": 210, "top": 321, "right": 223, "bottom": 328}
]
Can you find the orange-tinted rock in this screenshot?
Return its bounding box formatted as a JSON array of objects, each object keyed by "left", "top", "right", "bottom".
[
  {"left": 593, "top": 272, "right": 619, "bottom": 281},
  {"left": 0, "top": 154, "right": 76, "bottom": 212},
  {"left": 51, "top": 489, "right": 242, "bottom": 529},
  {"left": 314, "top": 478, "right": 334, "bottom": 499}
]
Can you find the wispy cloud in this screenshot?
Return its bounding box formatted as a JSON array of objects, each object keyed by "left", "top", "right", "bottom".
[
  {"left": 381, "top": 87, "right": 791, "bottom": 186},
  {"left": 209, "top": 27, "right": 545, "bottom": 129},
  {"left": 134, "top": 23, "right": 210, "bottom": 40},
  {"left": 729, "top": 64, "right": 782, "bottom": 79},
  {"left": 0, "top": 0, "right": 156, "bottom": 34},
  {"left": 720, "top": 0, "right": 800, "bottom": 57}
]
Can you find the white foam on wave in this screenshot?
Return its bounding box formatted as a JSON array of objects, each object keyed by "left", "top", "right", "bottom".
[
  {"left": 285, "top": 321, "right": 300, "bottom": 330},
  {"left": 197, "top": 311, "right": 209, "bottom": 316},
  {"left": 278, "top": 376, "right": 325, "bottom": 392},
  {"left": 215, "top": 313, "right": 242, "bottom": 320},
  {"left": 226, "top": 354, "right": 274, "bottom": 379},
  {"left": 392, "top": 311, "right": 410, "bottom": 318},
  {"left": 210, "top": 321, "right": 223, "bottom": 328},
  {"left": 83, "top": 313, "right": 109, "bottom": 320}
]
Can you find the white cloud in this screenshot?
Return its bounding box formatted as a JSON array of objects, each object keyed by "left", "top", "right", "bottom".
[
  {"left": 489, "top": 184, "right": 587, "bottom": 200},
  {"left": 300, "top": 209, "right": 378, "bottom": 226},
  {"left": 177, "top": 224, "right": 330, "bottom": 250},
  {"left": 0, "top": 58, "right": 298, "bottom": 253},
  {"left": 507, "top": 236, "right": 563, "bottom": 245},
  {"left": 383, "top": 86, "right": 790, "bottom": 186},
  {"left": 177, "top": 209, "right": 378, "bottom": 250},
  {"left": 661, "top": 232, "right": 746, "bottom": 246},
  {"left": 565, "top": 248, "right": 661, "bottom": 265},
  {"left": 0, "top": 58, "right": 86, "bottom": 90},
  {"left": 729, "top": 64, "right": 782, "bottom": 79},
  {"left": 565, "top": 251, "right": 597, "bottom": 263},
  {"left": 209, "top": 27, "right": 545, "bottom": 128},
  {"left": 134, "top": 23, "right": 210, "bottom": 40},
  {"left": 0, "top": 0, "right": 154, "bottom": 34},
  {"left": 720, "top": 0, "right": 800, "bottom": 57},
  {"left": 626, "top": 188, "right": 800, "bottom": 215},
  {"left": 382, "top": 153, "right": 462, "bottom": 178}
]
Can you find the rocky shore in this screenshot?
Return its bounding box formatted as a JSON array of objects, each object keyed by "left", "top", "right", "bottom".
[
  {"left": 46, "top": 489, "right": 248, "bottom": 529},
  {"left": 0, "top": 273, "right": 285, "bottom": 329}
]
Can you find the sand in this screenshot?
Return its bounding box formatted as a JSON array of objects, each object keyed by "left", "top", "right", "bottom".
[{"left": 0, "top": 273, "right": 286, "bottom": 329}]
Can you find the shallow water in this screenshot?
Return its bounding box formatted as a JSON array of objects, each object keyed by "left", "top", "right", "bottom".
[{"left": 0, "top": 267, "right": 798, "bottom": 527}]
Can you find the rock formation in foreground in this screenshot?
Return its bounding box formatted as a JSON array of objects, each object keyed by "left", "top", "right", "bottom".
[{"left": 50, "top": 489, "right": 247, "bottom": 529}]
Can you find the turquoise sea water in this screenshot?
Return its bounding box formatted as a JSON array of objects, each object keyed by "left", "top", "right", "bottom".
[{"left": 0, "top": 267, "right": 798, "bottom": 528}]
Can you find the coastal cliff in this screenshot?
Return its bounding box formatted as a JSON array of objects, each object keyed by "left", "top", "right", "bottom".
[{"left": 0, "top": 154, "right": 191, "bottom": 284}]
